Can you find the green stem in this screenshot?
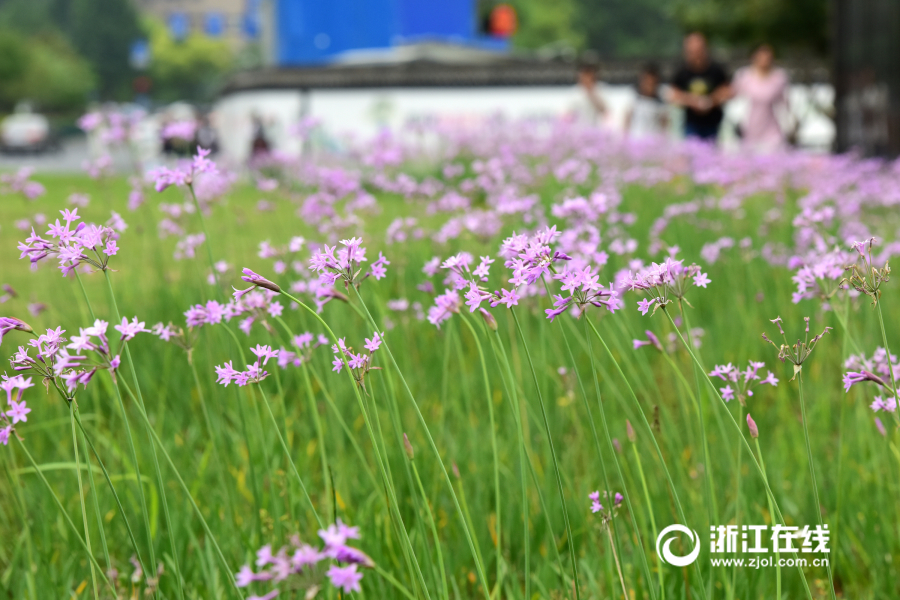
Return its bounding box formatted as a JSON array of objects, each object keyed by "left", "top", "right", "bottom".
[
  {"left": 344, "top": 286, "right": 491, "bottom": 599},
  {"left": 103, "top": 269, "right": 185, "bottom": 600},
  {"left": 485, "top": 324, "right": 530, "bottom": 600},
  {"left": 118, "top": 378, "right": 242, "bottom": 597},
  {"left": 275, "top": 315, "right": 333, "bottom": 523},
  {"left": 797, "top": 370, "right": 837, "bottom": 600},
  {"left": 15, "top": 439, "right": 116, "bottom": 596},
  {"left": 75, "top": 270, "right": 158, "bottom": 596},
  {"left": 75, "top": 411, "right": 147, "bottom": 577},
  {"left": 753, "top": 438, "right": 780, "bottom": 599},
  {"left": 583, "top": 318, "right": 653, "bottom": 599},
  {"left": 510, "top": 309, "right": 580, "bottom": 599},
  {"left": 460, "top": 314, "right": 502, "bottom": 592},
  {"left": 411, "top": 458, "right": 449, "bottom": 600},
  {"left": 875, "top": 302, "right": 900, "bottom": 428},
  {"left": 189, "top": 356, "right": 238, "bottom": 526},
  {"left": 585, "top": 316, "right": 706, "bottom": 599},
  {"left": 70, "top": 400, "right": 99, "bottom": 600},
  {"left": 662, "top": 308, "right": 813, "bottom": 600},
  {"left": 631, "top": 440, "right": 663, "bottom": 599},
  {"left": 279, "top": 290, "right": 430, "bottom": 599},
  {"left": 255, "top": 383, "right": 323, "bottom": 526}
]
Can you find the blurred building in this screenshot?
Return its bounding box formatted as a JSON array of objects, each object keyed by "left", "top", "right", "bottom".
[
  {"left": 834, "top": 0, "right": 900, "bottom": 155},
  {"left": 135, "top": 0, "right": 262, "bottom": 45},
  {"left": 263, "top": 0, "right": 507, "bottom": 65}
]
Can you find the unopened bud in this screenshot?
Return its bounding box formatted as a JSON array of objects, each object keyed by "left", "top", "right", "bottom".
[
  {"left": 0, "top": 316, "right": 32, "bottom": 335},
  {"left": 452, "top": 462, "right": 460, "bottom": 479},
  {"left": 746, "top": 413, "right": 759, "bottom": 439},
  {"left": 626, "top": 419, "right": 636, "bottom": 443},
  {"left": 403, "top": 433, "right": 414, "bottom": 460},
  {"left": 479, "top": 308, "right": 497, "bottom": 331}
]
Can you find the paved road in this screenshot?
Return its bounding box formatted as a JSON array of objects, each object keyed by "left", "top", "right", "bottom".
[{"left": 0, "top": 137, "right": 137, "bottom": 174}]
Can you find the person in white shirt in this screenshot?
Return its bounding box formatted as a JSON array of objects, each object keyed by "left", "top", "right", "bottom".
[
  {"left": 575, "top": 56, "right": 608, "bottom": 125},
  {"left": 625, "top": 63, "right": 669, "bottom": 139}
]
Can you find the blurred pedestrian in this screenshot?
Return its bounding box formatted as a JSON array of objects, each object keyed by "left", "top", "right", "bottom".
[
  {"left": 670, "top": 32, "right": 732, "bottom": 142},
  {"left": 732, "top": 43, "right": 790, "bottom": 152},
  {"left": 625, "top": 62, "right": 669, "bottom": 139},
  {"left": 250, "top": 114, "right": 270, "bottom": 159},
  {"left": 575, "top": 53, "right": 608, "bottom": 125}
]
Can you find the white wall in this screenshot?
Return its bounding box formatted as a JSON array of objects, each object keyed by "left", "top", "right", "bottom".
[{"left": 212, "top": 84, "right": 836, "bottom": 162}]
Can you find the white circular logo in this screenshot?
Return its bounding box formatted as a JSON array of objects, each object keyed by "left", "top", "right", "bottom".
[{"left": 656, "top": 524, "right": 701, "bottom": 567}]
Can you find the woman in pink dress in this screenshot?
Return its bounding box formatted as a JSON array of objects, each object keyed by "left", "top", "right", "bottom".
[{"left": 733, "top": 44, "right": 790, "bottom": 152}]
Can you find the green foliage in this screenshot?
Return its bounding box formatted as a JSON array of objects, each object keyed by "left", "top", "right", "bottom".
[
  {"left": 0, "top": 30, "right": 95, "bottom": 111},
  {"left": 69, "top": 0, "right": 142, "bottom": 99},
  {"left": 574, "top": 0, "right": 682, "bottom": 58},
  {"left": 672, "top": 0, "right": 830, "bottom": 57},
  {"left": 506, "top": 0, "right": 584, "bottom": 51},
  {"left": 145, "top": 18, "right": 233, "bottom": 103}
]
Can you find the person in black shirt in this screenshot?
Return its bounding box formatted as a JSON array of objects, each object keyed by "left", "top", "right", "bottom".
[{"left": 670, "top": 32, "right": 733, "bottom": 141}]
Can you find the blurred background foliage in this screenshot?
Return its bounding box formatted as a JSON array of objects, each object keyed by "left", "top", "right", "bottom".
[{"left": 0, "top": 0, "right": 830, "bottom": 110}]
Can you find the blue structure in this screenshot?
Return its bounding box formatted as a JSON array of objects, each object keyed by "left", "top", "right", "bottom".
[{"left": 274, "top": 0, "right": 506, "bottom": 65}]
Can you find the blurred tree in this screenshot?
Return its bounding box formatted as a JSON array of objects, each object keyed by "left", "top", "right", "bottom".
[
  {"left": 673, "top": 0, "right": 829, "bottom": 57},
  {"left": 69, "top": 0, "right": 142, "bottom": 99},
  {"left": 0, "top": 30, "right": 95, "bottom": 111},
  {"left": 574, "top": 0, "right": 682, "bottom": 58},
  {"left": 505, "top": 0, "right": 584, "bottom": 52},
  {"left": 145, "top": 18, "right": 233, "bottom": 102}
]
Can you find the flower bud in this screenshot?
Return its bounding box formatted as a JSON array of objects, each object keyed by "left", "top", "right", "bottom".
[
  {"left": 452, "top": 462, "right": 460, "bottom": 479},
  {"left": 403, "top": 432, "right": 414, "bottom": 460},
  {"left": 0, "top": 316, "right": 33, "bottom": 336},
  {"left": 746, "top": 413, "right": 759, "bottom": 439},
  {"left": 626, "top": 419, "right": 636, "bottom": 443},
  {"left": 479, "top": 308, "right": 497, "bottom": 331}
]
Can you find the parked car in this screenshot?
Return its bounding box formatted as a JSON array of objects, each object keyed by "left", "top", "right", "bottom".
[{"left": 1, "top": 104, "right": 55, "bottom": 153}]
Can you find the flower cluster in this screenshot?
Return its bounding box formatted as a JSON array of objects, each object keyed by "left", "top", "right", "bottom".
[
  {"left": 149, "top": 147, "right": 218, "bottom": 193},
  {"left": 184, "top": 289, "right": 285, "bottom": 337},
  {"left": 709, "top": 361, "right": 779, "bottom": 405},
  {"left": 9, "top": 318, "right": 145, "bottom": 399},
  {"left": 309, "top": 237, "right": 390, "bottom": 289},
  {"left": 623, "top": 255, "right": 710, "bottom": 316},
  {"left": 214, "top": 344, "right": 277, "bottom": 387},
  {"left": 589, "top": 490, "right": 624, "bottom": 527},
  {"left": 280, "top": 332, "right": 330, "bottom": 367},
  {"left": 843, "top": 237, "right": 891, "bottom": 306},
  {"left": 17, "top": 208, "right": 126, "bottom": 275},
  {"left": 0, "top": 375, "right": 34, "bottom": 446},
  {"left": 762, "top": 316, "right": 830, "bottom": 379},
  {"left": 331, "top": 332, "right": 382, "bottom": 391},
  {"left": 0, "top": 167, "right": 45, "bottom": 200},
  {"left": 546, "top": 264, "right": 621, "bottom": 321},
  {"left": 790, "top": 247, "right": 854, "bottom": 303},
  {"left": 235, "top": 520, "right": 372, "bottom": 598}
]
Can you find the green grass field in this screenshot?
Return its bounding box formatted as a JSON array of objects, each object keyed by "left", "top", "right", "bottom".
[{"left": 0, "top": 158, "right": 896, "bottom": 600}]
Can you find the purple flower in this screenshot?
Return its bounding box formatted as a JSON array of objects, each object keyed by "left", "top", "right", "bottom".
[
  {"left": 0, "top": 426, "right": 10, "bottom": 445},
  {"left": 364, "top": 332, "right": 382, "bottom": 353},
  {"left": 491, "top": 288, "right": 520, "bottom": 309},
  {"left": 692, "top": 272, "right": 711, "bottom": 288},
  {"left": 326, "top": 564, "right": 363, "bottom": 593},
  {"left": 6, "top": 399, "right": 30, "bottom": 424},
  {"left": 721, "top": 385, "right": 734, "bottom": 402},
  {"left": 875, "top": 417, "right": 887, "bottom": 437},
  {"left": 114, "top": 316, "right": 149, "bottom": 341}
]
